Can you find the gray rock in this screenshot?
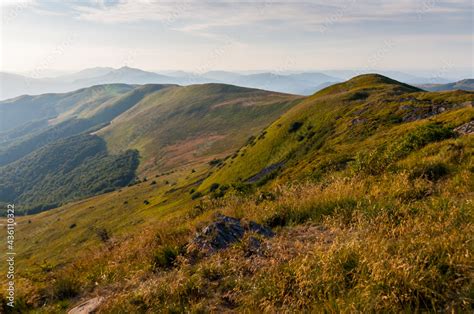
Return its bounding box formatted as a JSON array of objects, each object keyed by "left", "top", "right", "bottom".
[
  {"left": 351, "top": 117, "right": 367, "bottom": 125},
  {"left": 454, "top": 121, "right": 474, "bottom": 135},
  {"left": 187, "top": 214, "right": 274, "bottom": 255},
  {"left": 68, "top": 297, "right": 104, "bottom": 314}
]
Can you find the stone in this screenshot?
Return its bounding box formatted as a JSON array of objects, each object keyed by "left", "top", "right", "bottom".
[
  {"left": 187, "top": 214, "right": 274, "bottom": 255},
  {"left": 454, "top": 121, "right": 474, "bottom": 135},
  {"left": 68, "top": 297, "right": 104, "bottom": 314}
]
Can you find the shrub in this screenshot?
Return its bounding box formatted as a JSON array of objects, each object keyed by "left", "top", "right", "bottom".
[
  {"left": 191, "top": 192, "right": 202, "bottom": 200},
  {"left": 52, "top": 277, "right": 79, "bottom": 300},
  {"left": 151, "top": 246, "right": 180, "bottom": 270},
  {"left": 288, "top": 121, "right": 304, "bottom": 133},
  {"left": 209, "top": 183, "right": 220, "bottom": 192},
  {"left": 348, "top": 91, "right": 369, "bottom": 100},
  {"left": 391, "top": 123, "right": 455, "bottom": 159},
  {"left": 95, "top": 228, "right": 110, "bottom": 242},
  {"left": 211, "top": 184, "right": 229, "bottom": 199},
  {"left": 209, "top": 159, "right": 222, "bottom": 166},
  {"left": 409, "top": 162, "right": 450, "bottom": 181},
  {"left": 351, "top": 123, "right": 455, "bottom": 175}
]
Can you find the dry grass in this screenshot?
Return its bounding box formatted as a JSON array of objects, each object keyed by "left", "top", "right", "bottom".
[
  {"left": 4, "top": 133, "right": 473, "bottom": 313},
  {"left": 95, "top": 166, "right": 473, "bottom": 313}
]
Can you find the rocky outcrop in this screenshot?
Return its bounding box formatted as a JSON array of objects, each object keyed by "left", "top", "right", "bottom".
[
  {"left": 68, "top": 297, "right": 104, "bottom": 314},
  {"left": 454, "top": 121, "right": 474, "bottom": 135},
  {"left": 246, "top": 162, "right": 285, "bottom": 184},
  {"left": 400, "top": 101, "right": 473, "bottom": 122},
  {"left": 400, "top": 104, "right": 447, "bottom": 122},
  {"left": 187, "top": 214, "right": 274, "bottom": 256}
]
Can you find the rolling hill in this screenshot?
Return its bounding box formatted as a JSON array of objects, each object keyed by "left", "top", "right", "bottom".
[
  {"left": 0, "top": 134, "right": 139, "bottom": 214},
  {"left": 0, "top": 84, "right": 169, "bottom": 167},
  {"left": 200, "top": 74, "right": 473, "bottom": 189},
  {"left": 0, "top": 83, "right": 300, "bottom": 212},
  {"left": 1, "top": 67, "right": 338, "bottom": 100},
  {"left": 0, "top": 75, "right": 473, "bottom": 313},
  {"left": 0, "top": 83, "right": 133, "bottom": 134},
  {"left": 98, "top": 83, "right": 302, "bottom": 173},
  {"left": 417, "top": 79, "right": 474, "bottom": 92}
]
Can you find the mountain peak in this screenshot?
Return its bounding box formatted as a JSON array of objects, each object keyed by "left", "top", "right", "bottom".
[
  {"left": 348, "top": 73, "right": 404, "bottom": 85},
  {"left": 315, "top": 73, "right": 421, "bottom": 97}
]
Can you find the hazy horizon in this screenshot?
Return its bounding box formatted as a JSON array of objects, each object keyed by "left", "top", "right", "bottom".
[
  {"left": 3, "top": 65, "right": 473, "bottom": 82},
  {"left": 1, "top": 0, "right": 472, "bottom": 79}
]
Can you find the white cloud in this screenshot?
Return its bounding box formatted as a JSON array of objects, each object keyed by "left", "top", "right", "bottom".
[{"left": 70, "top": 0, "right": 472, "bottom": 24}]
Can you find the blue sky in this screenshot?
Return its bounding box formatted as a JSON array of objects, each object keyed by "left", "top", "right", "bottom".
[{"left": 0, "top": 0, "right": 472, "bottom": 77}]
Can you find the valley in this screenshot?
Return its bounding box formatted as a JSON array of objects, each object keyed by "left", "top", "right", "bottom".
[{"left": 0, "top": 74, "right": 472, "bottom": 312}]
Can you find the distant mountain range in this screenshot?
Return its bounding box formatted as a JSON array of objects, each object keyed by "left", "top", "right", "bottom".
[
  {"left": 416, "top": 79, "right": 474, "bottom": 92},
  {"left": 1, "top": 66, "right": 471, "bottom": 100}
]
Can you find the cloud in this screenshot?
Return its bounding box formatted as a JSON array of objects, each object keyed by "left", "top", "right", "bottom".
[
  {"left": 0, "top": 0, "right": 35, "bottom": 8},
  {"left": 69, "top": 0, "right": 472, "bottom": 25}
]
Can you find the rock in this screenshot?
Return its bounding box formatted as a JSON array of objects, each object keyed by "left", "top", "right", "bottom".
[
  {"left": 68, "top": 297, "right": 104, "bottom": 314},
  {"left": 246, "top": 162, "right": 285, "bottom": 184},
  {"left": 351, "top": 117, "right": 367, "bottom": 125},
  {"left": 187, "top": 214, "right": 274, "bottom": 255},
  {"left": 454, "top": 121, "right": 474, "bottom": 135},
  {"left": 400, "top": 102, "right": 461, "bottom": 122},
  {"left": 460, "top": 101, "right": 473, "bottom": 108}
]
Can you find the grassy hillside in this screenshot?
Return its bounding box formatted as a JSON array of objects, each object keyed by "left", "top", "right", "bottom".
[
  {"left": 0, "top": 85, "right": 172, "bottom": 166},
  {"left": 0, "top": 75, "right": 472, "bottom": 313},
  {"left": 0, "top": 84, "right": 133, "bottom": 133},
  {"left": 0, "top": 134, "right": 139, "bottom": 214},
  {"left": 418, "top": 79, "right": 474, "bottom": 92},
  {"left": 200, "top": 74, "right": 473, "bottom": 190},
  {"left": 0, "top": 83, "right": 299, "bottom": 215},
  {"left": 98, "top": 83, "right": 302, "bottom": 173}
]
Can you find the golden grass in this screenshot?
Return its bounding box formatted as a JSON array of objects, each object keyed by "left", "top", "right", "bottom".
[{"left": 2, "top": 109, "right": 473, "bottom": 313}]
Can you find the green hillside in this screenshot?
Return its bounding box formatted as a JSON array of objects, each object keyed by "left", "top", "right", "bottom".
[
  {"left": 0, "top": 84, "right": 133, "bottom": 133},
  {"left": 0, "top": 134, "right": 139, "bottom": 214},
  {"left": 98, "top": 83, "right": 302, "bottom": 173},
  {"left": 418, "top": 79, "right": 474, "bottom": 92},
  {"left": 0, "top": 85, "right": 173, "bottom": 166},
  {"left": 200, "top": 74, "right": 473, "bottom": 190},
  {"left": 0, "top": 75, "right": 473, "bottom": 313},
  {"left": 0, "top": 83, "right": 299, "bottom": 215}
]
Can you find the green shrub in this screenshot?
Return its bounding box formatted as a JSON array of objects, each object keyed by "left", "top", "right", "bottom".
[
  {"left": 52, "top": 277, "right": 79, "bottom": 300},
  {"left": 409, "top": 162, "right": 450, "bottom": 181},
  {"left": 351, "top": 123, "right": 455, "bottom": 175},
  {"left": 209, "top": 159, "right": 222, "bottom": 166},
  {"left": 191, "top": 191, "right": 202, "bottom": 200},
  {"left": 151, "top": 246, "right": 180, "bottom": 270},
  {"left": 288, "top": 121, "right": 304, "bottom": 133},
  {"left": 209, "top": 183, "right": 220, "bottom": 192},
  {"left": 391, "top": 123, "right": 455, "bottom": 160}
]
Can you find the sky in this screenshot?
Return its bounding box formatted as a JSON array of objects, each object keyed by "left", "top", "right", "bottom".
[{"left": 0, "top": 0, "right": 472, "bottom": 78}]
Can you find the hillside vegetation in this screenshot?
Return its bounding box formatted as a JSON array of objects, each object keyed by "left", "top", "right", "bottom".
[
  {"left": 0, "top": 84, "right": 172, "bottom": 166},
  {"left": 201, "top": 75, "right": 473, "bottom": 189},
  {"left": 0, "top": 84, "right": 133, "bottom": 133},
  {"left": 0, "top": 75, "right": 473, "bottom": 313},
  {"left": 0, "top": 83, "right": 300, "bottom": 214},
  {"left": 0, "top": 134, "right": 139, "bottom": 214},
  {"left": 418, "top": 79, "right": 474, "bottom": 92},
  {"left": 98, "top": 83, "right": 302, "bottom": 172}
]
